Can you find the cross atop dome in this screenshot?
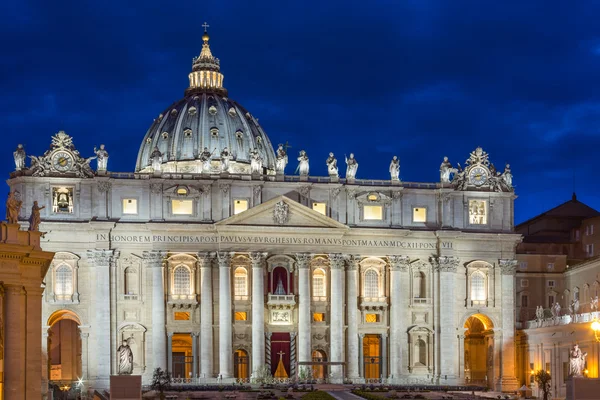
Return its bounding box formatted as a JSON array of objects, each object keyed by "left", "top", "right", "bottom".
[{"left": 202, "top": 22, "right": 209, "bottom": 32}]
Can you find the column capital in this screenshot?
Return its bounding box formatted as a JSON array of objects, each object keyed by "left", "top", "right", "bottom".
[
  {"left": 191, "top": 332, "right": 200, "bottom": 338},
  {"left": 431, "top": 256, "right": 460, "bottom": 273},
  {"left": 358, "top": 333, "right": 365, "bottom": 339},
  {"left": 388, "top": 255, "right": 410, "bottom": 271},
  {"left": 345, "top": 255, "right": 361, "bottom": 270},
  {"left": 196, "top": 252, "right": 216, "bottom": 268},
  {"left": 499, "top": 259, "right": 518, "bottom": 275},
  {"left": 4, "top": 284, "right": 25, "bottom": 296},
  {"left": 87, "top": 249, "right": 120, "bottom": 266},
  {"left": 295, "top": 253, "right": 312, "bottom": 269},
  {"left": 249, "top": 252, "right": 268, "bottom": 267},
  {"left": 328, "top": 253, "right": 345, "bottom": 270},
  {"left": 143, "top": 250, "right": 168, "bottom": 265},
  {"left": 167, "top": 332, "right": 174, "bottom": 338},
  {"left": 217, "top": 252, "right": 234, "bottom": 267}
]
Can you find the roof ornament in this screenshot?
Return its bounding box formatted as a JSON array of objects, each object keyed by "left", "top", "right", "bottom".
[{"left": 188, "top": 22, "right": 226, "bottom": 95}]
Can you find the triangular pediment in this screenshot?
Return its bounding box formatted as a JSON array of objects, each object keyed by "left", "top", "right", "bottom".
[{"left": 216, "top": 195, "right": 348, "bottom": 229}]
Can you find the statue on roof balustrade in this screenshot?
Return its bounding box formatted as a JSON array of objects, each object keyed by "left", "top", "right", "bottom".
[
  {"left": 326, "top": 152, "right": 338, "bottom": 178},
  {"left": 275, "top": 144, "right": 288, "bottom": 174},
  {"left": 13, "top": 144, "right": 26, "bottom": 171},
  {"left": 389, "top": 156, "right": 400, "bottom": 181},
  {"left": 297, "top": 150, "right": 309, "bottom": 176},
  {"left": 345, "top": 153, "right": 358, "bottom": 180}
]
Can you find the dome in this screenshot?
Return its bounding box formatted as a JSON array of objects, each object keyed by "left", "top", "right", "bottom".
[{"left": 135, "top": 29, "right": 277, "bottom": 174}]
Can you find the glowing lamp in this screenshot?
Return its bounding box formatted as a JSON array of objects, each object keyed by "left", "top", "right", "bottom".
[{"left": 592, "top": 320, "right": 600, "bottom": 342}]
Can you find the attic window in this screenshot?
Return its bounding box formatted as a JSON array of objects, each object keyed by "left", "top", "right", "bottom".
[
  {"left": 188, "top": 106, "right": 197, "bottom": 116},
  {"left": 208, "top": 105, "right": 217, "bottom": 115},
  {"left": 367, "top": 193, "right": 379, "bottom": 201},
  {"left": 162, "top": 132, "right": 169, "bottom": 139},
  {"left": 228, "top": 107, "right": 236, "bottom": 117},
  {"left": 170, "top": 109, "right": 178, "bottom": 116},
  {"left": 210, "top": 127, "right": 219, "bottom": 137},
  {"left": 176, "top": 187, "right": 188, "bottom": 196},
  {"left": 183, "top": 128, "right": 192, "bottom": 138}
]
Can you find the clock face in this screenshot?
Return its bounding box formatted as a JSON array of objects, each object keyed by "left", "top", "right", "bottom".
[
  {"left": 468, "top": 166, "right": 488, "bottom": 186},
  {"left": 52, "top": 151, "right": 74, "bottom": 172}
]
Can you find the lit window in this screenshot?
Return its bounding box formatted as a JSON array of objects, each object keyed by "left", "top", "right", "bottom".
[
  {"left": 367, "top": 193, "right": 378, "bottom": 201},
  {"left": 312, "top": 269, "right": 326, "bottom": 298},
  {"left": 469, "top": 200, "right": 487, "bottom": 224},
  {"left": 365, "top": 313, "right": 380, "bottom": 323},
  {"left": 364, "top": 205, "right": 383, "bottom": 220},
  {"left": 313, "top": 313, "right": 325, "bottom": 322},
  {"left": 233, "top": 199, "right": 248, "bottom": 215},
  {"left": 413, "top": 207, "right": 426, "bottom": 222},
  {"left": 176, "top": 187, "right": 188, "bottom": 195},
  {"left": 234, "top": 312, "right": 247, "bottom": 321},
  {"left": 234, "top": 268, "right": 248, "bottom": 296},
  {"left": 55, "top": 264, "right": 73, "bottom": 300},
  {"left": 174, "top": 312, "right": 190, "bottom": 321},
  {"left": 312, "top": 202, "right": 327, "bottom": 215},
  {"left": 173, "top": 266, "right": 191, "bottom": 295},
  {"left": 364, "top": 269, "right": 379, "bottom": 298},
  {"left": 122, "top": 199, "right": 137, "bottom": 214},
  {"left": 172, "top": 199, "right": 193, "bottom": 215},
  {"left": 471, "top": 272, "right": 485, "bottom": 301},
  {"left": 52, "top": 187, "right": 74, "bottom": 214}
]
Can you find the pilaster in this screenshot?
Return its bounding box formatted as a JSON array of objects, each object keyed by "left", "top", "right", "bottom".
[
  {"left": 218, "top": 251, "right": 234, "bottom": 378},
  {"left": 197, "top": 252, "right": 215, "bottom": 377},
  {"left": 143, "top": 250, "right": 168, "bottom": 372},
  {"left": 329, "top": 253, "right": 345, "bottom": 382},
  {"left": 250, "top": 252, "right": 268, "bottom": 376},
  {"left": 498, "top": 259, "right": 519, "bottom": 391},
  {"left": 345, "top": 255, "right": 360, "bottom": 380},
  {"left": 296, "top": 253, "right": 312, "bottom": 365},
  {"left": 388, "top": 255, "right": 409, "bottom": 381}
]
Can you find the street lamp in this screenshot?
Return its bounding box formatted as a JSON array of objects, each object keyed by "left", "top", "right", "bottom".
[{"left": 591, "top": 320, "right": 600, "bottom": 342}]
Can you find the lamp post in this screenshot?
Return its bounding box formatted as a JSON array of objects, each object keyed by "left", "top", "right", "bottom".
[{"left": 591, "top": 320, "right": 600, "bottom": 342}]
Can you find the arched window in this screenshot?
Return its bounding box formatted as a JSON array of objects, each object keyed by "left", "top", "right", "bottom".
[
  {"left": 312, "top": 269, "right": 326, "bottom": 298},
  {"left": 414, "top": 339, "right": 427, "bottom": 366},
  {"left": 124, "top": 267, "right": 138, "bottom": 296},
  {"left": 413, "top": 271, "right": 426, "bottom": 298},
  {"left": 234, "top": 267, "right": 248, "bottom": 296},
  {"left": 173, "top": 266, "right": 191, "bottom": 295},
  {"left": 55, "top": 264, "right": 73, "bottom": 300},
  {"left": 471, "top": 272, "right": 485, "bottom": 301},
  {"left": 364, "top": 269, "right": 379, "bottom": 298}
]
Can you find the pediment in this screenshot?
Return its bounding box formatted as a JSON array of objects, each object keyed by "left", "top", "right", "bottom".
[{"left": 216, "top": 195, "right": 348, "bottom": 229}]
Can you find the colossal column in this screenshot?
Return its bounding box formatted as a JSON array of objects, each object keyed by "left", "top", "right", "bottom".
[
  {"left": 433, "top": 256, "right": 459, "bottom": 382},
  {"left": 388, "top": 255, "right": 409, "bottom": 381},
  {"left": 197, "top": 252, "right": 215, "bottom": 377},
  {"left": 296, "top": 253, "right": 312, "bottom": 369},
  {"left": 4, "top": 284, "right": 26, "bottom": 398},
  {"left": 88, "top": 249, "right": 119, "bottom": 388},
  {"left": 498, "top": 259, "right": 519, "bottom": 391},
  {"left": 250, "top": 252, "right": 268, "bottom": 376},
  {"left": 218, "top": 252, "right": 233, "bottom": 378},
  {"left": 345, "top": 255, "right": 360, "bottom": 380},
  {"left": 329, "top": 253, "right": 345, "bottom": 382},
  {"left": 143, "top": 250, "right": 168, "bottom": 371},
  {"left": 25, "top": 282, "right": 45, "bottom": 400}
]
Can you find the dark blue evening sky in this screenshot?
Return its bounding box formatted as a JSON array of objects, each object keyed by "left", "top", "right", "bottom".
[{"left": 2, "top": 1, "right": 599, "bottom": 223}]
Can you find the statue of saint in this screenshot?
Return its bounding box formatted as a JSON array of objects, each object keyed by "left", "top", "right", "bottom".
[
  {"left": 6, "top": 191, "right": 22, "bottom": 224},
  {"left": 502, "top": 164, "right": 513, "bottom": 188},
  {"left": 117, "top": 340, "right": 134, "bottom": 375},
  {"left": 250, "top": 148, "right": 263, "bottom": 174},
  {"left": 345, "top": 153, "right": 358, "bottom": 179},
  {"left": 569, "top": 344, "right": 587, "bottom": 377},
  {"left": 199, "top": 147, "right": 213, "bottom": 173},
  {"left": 150, "top": 146, "right": 163, "bottom": 173},
  {"left": 13, "top": 144, "right": 26, "bottom": 171},
  {"left": 551, "top": 302, "right": 561, "bottom": 319},
  {"left": 94, "top": 144, "right": 109, "bottom": 172},
  {"left": 29, "top": 201, "right": 45, "bottom": 231},
  {"left": 440, "top": 156, "right": 455, "bottom": 183},
  {"left": 326, "top": 152, "right": 338, "bottom": 177},
  {"left": 389, "top": 156, "right": 400, "bottom": 181},
  {"left": 297, "top": 150, "right": 309, "bottom": 176},
  {"left": 275, "top": 144, "right": 288, "bottom": 174},
  {"left": 591, "top": 296, "right": 598, "bottom": 312},
  {"left": 220, "top": 147, "right": 233, "bottom": 173}
]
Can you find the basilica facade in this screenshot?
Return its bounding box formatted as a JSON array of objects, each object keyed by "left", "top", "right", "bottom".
[{"left": 8, "top": 30, "right": 521, "bottom": 395}]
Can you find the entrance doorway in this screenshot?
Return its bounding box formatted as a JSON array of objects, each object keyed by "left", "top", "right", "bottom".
[
  {"left": 464, "top": 313, "right": 494, "bottom": 387},
  {"left": 363, "top": 334, "right": 381, "bottom": 380},
  {"left": 270, "top": 333, "right": 290, "bottom": 378},
  {"left": 234, "top": 349, "right": 249, "bottom": 379},
  {"left": 171, "top": 333, "right": 192, "bottom": 379},
  {"left": 311, "top": 350, "right": 327, "bottom": 379},
  {"left": 47, "top": 310, "right": 82, "bottom": 382}
]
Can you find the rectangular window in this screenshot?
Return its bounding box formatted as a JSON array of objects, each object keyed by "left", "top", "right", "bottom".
[
  {"left": 574, "top": 291, "right": 580, "bottom": 301},
  {"left": 563, "top": 362, "right": 569, "bottom": 383},
  {"left": 548, "top": 295, "right": 555, "bottom": 308},
  {"left": 313, "top": 313, "right": 325, "bottom": 322},
  {"left": 122, "top": 198, "right": 138, "bottom": 214},
  {"left": 591, "top": 225, "right": 595, "bottom": 235},
  {"left": 413, "top": 207, "right": 426, "bottom": 222},
  {"left": 521, "top": 279, "right": 529, "bottom": 288},
  {"left": 547, "top": 262, "right": 554, "bottom": 271},
  {"left": 547, "top": 280, "right": 555, "bottom": 288},
  {"left": 52, "top": 187, "right": 74, "bottom": 214},
  {"left": 587, "top": 244, "right": 595, "bottom": 257},
  {"left": 172, "top": 199, "right": 193, "bottom": 215},
  {"left": 364, "top": 205, "right": 383, "bottom": 220},
  {"left": 365, "top": 313, "right": 380, "bottom": 323},
  {"left": 234, "top": 312, "right": 247, "bottom": 321},
  {"left": 469, "top": 199, "right": 487, "bottom": 225},
  {"left": 575, "top": 230, "right": 580, "bottom": 240},
  {"left": 234, "top": 275, "right": 247, "bottom": 296},
  {"left": 519, "top": 261, "right": 528, "bottom": 270},
  {"left": 312, "top": 202, "right": 327, "bottom": 216},
  {"left": 233, "top": 199, "right": 248, "bottom": 215},
  {"left": 545, "top": 362, "right": 551, "bottom": 373},
  {"left": 174, "top": 311, "right": 190, "bottom": 321},
  {"left": 522, "top": 295, "right": 528, "bottom": 308}
]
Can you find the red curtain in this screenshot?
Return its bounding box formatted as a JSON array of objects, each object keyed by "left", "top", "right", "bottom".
[{"left": 270, "top": 332, "right": 291, "bottom": 376}]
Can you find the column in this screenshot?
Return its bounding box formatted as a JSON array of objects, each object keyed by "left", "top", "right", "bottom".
[
  {"left": 80, "top": 327, "right": 91, "bottom": 381},
  {"left": 381, "top": 333, "right": 388, "bottom": 380},
  {"left": 198, "top": 252, "right": 215, "bottom": 378},
  {"left": 346, "top": 255, "right": 360, "bottom": 380},
  {"left": 143, "top": 250, "right": 168, "bottom": 371},
  {"left": 42, "top": 327, "right": 50, "bottom": 398},
  {"left": 499, "top": 259, "right": 519, "bottom": 391},
  {"left": 296, "top": 253, "right": 312, "bottom": 368},
  {"left": 4, "top": 284, "right": 26, "bottom": 399},
  {"left": 250, "top": 252, "right": 268, "bottom": 376},
  {"left": 329, "top": 253, "right": 345, "bottom": 382},
  {"left": 167, "top": 332, "right": 173, "bottom": 373},
  {"left": 25, "top": 285, "right": 45, "bottom": 400},
  {"left": 87, "top": 249, "right": 118, "bottom": 388},
  {"left": 218, "top": 252, "right": 233, "bottom": 378},
  {"left": 192, "top": 332, "right": 199, "bottom": 378},
  {"left": 388, "top": 255, "right": 409, "bottom": 381},
  {"left": 359, "top": 333, "right": 365, "bottom": 378},
  {"left": 434, "top": 256, "right": 459, "bottom": 382}
]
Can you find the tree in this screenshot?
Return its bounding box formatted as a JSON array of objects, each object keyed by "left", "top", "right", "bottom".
[
  {"left": 150, "top": 367, "right": 172, "bottom": 400},
  {"left": 534, "top": 370, "right": 551, "bottom": 400},
  {"left": 252, "top": 365, "right": 274, "bottom": 385}
]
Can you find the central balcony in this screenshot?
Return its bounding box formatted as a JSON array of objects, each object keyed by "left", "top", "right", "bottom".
[{"left": 267, "top": 293, "right": 296, "bottom": 309}]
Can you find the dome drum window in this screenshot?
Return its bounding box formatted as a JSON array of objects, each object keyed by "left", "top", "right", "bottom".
[
  {"left": 183, "top": 128, "right": 192, "bottom": 138},
  {"left": 170, "top": 109, "right": 178, "bottom": 116},
  {"left": 187, "top": 106, "right": 197, "bottom": 116},
  {"left": 210, "top": 127, "right": 219, "bottom": 137},
  {"left": 228, "top": 107, "right": 236, "bottom": 117},
  {"left": 209, "top": 105, "right": 217, "bottom": 115},
  {"left": 162, "top": 132, "right": 169, "bottom": 139}
]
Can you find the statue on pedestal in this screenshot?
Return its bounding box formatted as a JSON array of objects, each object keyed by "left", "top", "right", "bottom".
[
  {"left": 199, "top": 147, "right": 213, "bottom": 173},
  {"left": 502, "top": 163, "right": 513, "bottom": 189},
  {"left": 6, "top": 191, "right": 22, "bottom": 224},
  {"left": 13, "top": 144, "right": 26, "bottom": 171},
  {"left": 29, "top": 201, "right": 45, "bottom": 231},
  {"left": 94, "top": 144, "right": 109, "bottom": 172},
  {"left": 297, "top": 150, "right": 309, "bottom": 176},
  {"left": 389, "top": 156, "right": 400, "bottom": 181},
  {"left": 250, "top": 148, "right": 263, "bottom": 174},
  {"left": 569, "top": 344, "right": 587, "bottom": 377},
  {"left": 220, "top": 147, "right": 233, "bottom": 172},
  {"left": 345, "top": 153, "right": 358, "bottom": 179},
  {"left": 440, "top": 156, "right": 457, "bottom": 183},
  {"left": 326, "top": 152, "right": 338, "bottom": 177},
  {"left": 117, "top": 340, "right": 134, "bottom": 375},
  {"left": 551, "top": 302, "right": 561, "bottom": 321},
  {"left": 275, "top": 144, "right": 288, "bottom": 174},
  {"left": 150, "top": 146, "right": 163, "bottom": 173}
]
